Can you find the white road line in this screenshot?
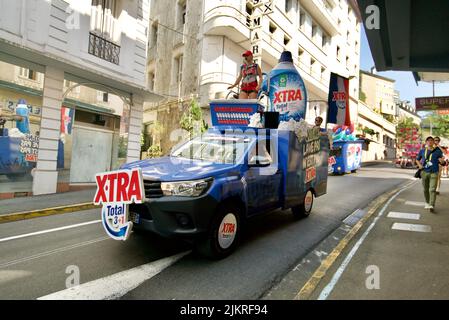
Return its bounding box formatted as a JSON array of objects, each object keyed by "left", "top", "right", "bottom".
[
  {"left": 392, "top": 223, "right": 432, "bottom": 233},
  {"left": 0, "top": 220, "right": 101, "bottom": 243},
  {"left": 37, "top": 251, "right": 191, "bottom": 300},
  {"left": 405, "top": 201, "right": 427, "bottom": 207},
  {"left": 387, "top": 212, "right": 421, "bottom": 221},
  {"left": 317, "top": 181, "right": 417, "bottom": 300},
  {"left": 0, "top": 237, "right": 109, "bottom": 269}
]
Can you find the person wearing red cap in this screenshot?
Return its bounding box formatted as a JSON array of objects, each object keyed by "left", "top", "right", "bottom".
[{"left": 228, "top": 50, "right": 263, "bottom": 99}]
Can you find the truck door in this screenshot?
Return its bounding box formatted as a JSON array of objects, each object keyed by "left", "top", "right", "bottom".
[{"left": 244, "top": 139, "right": 282, "bottom": 215}]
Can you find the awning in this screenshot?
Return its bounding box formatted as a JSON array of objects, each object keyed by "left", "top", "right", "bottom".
[{"left": 358, "top": 0, "right": 449, "bottom": 73}]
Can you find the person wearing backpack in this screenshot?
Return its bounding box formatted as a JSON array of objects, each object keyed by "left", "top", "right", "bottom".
[{"left": 416, "top": 136, "right": 445, "bottom": 212}]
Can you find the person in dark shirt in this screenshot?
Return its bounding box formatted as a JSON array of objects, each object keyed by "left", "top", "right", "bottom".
[{"left": 416, "top": 136, "right": 445, "bottom": 212}]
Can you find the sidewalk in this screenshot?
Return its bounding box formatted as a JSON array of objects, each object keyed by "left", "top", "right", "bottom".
[
  {"left": 312, "top": 177, "right": 449, "bottom": 299},
  {"left": 0, "top": 188, "right": 96, "bottom": 216}
]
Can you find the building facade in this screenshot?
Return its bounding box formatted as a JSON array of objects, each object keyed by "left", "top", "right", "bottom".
[
  {"left": 0, "top": 0, "right": 159, "bottom": 198},
  {"left": 145, "top": 0, "right": 362, "bottom": 153},
  {"left": 357, "top": 70, "right": 399, "bottom": 160}
]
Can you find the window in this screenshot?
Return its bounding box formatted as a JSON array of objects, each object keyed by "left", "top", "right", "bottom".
[
  {"left": 321, "top": 66, "right": 326, "bottom": 80},
  {"left": 347, "top": 31, "right": 350, "bottom": 43},
  {"left": 19, "top": 68, "right": 38, "bottom": 81},
  {"left": 284, "top": 35, "right": 291, "bottom": 46},
  {"left": 285, "top": 0, "right": 294, "bottom": 14},
  {"left": 269, "top": 22, "right": 277, "bottom": 34},
  {"left": 346, "top": 56, "right": 349, "bottom": 68},
  {"left": 299, "top": 11, "right": 306, "bottom": 30},
  {"left": 336, "top": 46, "right": 340, "bottom": 60},
  {"left": 177, "top": 0, "right": 187, "bottom": 28},
  {"left": 91, "top": 0, "right": 117, "bottom": 39},
  {"left": 150, "top": 23, "right": 158, "bottom": 48},
  {"left": 312, "top": 23, "right": 318, "bottom": 39},
  {"left": 103, "top": 92, "right": 109, "bottom": 102},
  {"left": 174, "top": 55, "right": 183, "bottom": 84},
  {"left": 148, "top": 72, "right": 155, "bottom": 91}
]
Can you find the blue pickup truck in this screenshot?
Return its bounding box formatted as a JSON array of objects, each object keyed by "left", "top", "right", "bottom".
[{"left": 122, "top": 126, "right": 329, "bottom": 259}]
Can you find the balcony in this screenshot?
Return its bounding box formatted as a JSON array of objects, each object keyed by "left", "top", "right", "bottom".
[
  {"left": 88, "top": 32, "right": 121, "bottom": 65},
  {"left": 203, "top": 4, "right": 250, "bottom": 44},
  {"left": 300, "top": 0, "right": 339, "bottom": 36},
  {"left": 358, "top": 101, "right": 396, "bottom": 134}
]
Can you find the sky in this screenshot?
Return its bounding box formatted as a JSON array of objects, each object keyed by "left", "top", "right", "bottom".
[{"left": 360, "top": 29, "right": 449, "bottom": 105}]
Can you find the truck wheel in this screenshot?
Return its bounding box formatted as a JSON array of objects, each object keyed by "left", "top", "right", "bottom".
[
  {"left": 351, "top": 169, "right": 357, "bottom": 173},
  {"left": 195, "top": 204, "right": 241, "bottom": 260},
  {"left": 291, "top": 190, "right": 314, "bottom": 219}
]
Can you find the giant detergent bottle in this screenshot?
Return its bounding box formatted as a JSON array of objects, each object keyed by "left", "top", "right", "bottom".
[
  {"left": 262, "top": 51, "right": 308, "bottom": 123},
  {"left": 15, "top": 99, "right": 30, "bottom": 134}
]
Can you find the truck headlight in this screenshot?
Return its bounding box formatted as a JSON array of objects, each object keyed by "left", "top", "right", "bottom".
[{"left": 161, "top": 179, "right": 212, "bottom": 197}]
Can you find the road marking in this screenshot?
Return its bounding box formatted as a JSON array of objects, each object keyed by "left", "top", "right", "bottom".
[
  {"left": 392, "top": 223, "right": 431, "bottom": 233},
  {"left": 405, "top": 201, "right": 427, "bottom": 207},
  {"left": 37, "top": 251, "right": 191, "bottom": 300},
  {"left": 295, "top": 180, "right": 417, "bottom": 300},
  {"left": 387, "top": 212, "right": 421, "bottom": 221},
  {"left": 0, "top": 220, "right": 101, "bottom": 243},
  {"left": 0, "top": 237, "right": 109, "bottom": 269},
  {"left": 316, "top": 181, "right": 415, "bottom": 300}
]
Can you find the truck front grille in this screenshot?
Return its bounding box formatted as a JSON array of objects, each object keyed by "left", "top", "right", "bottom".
[{"left": 144, "top": 180, "right": 163, "bottom": 198}]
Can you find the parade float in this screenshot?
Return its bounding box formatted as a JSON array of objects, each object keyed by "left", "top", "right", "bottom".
[{"left": 95, "top": 51, "right": 329, "bottom": 259}]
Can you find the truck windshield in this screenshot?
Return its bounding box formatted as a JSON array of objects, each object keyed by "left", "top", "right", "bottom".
[{"left": 171, "top": 136, "right": 252, "bottom": 164}]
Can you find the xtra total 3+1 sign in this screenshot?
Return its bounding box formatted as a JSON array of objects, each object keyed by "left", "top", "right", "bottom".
[{"left": 93, "top": 168, "right": 145, "bottom": 241}]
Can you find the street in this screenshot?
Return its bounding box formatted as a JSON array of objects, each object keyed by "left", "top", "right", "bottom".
[{"left": 0, "top": 163, "right": 413, "bottom": 300}]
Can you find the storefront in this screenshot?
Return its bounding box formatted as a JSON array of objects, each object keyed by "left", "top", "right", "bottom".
[{"left": 0, "top": 61, "right": 132, "bottom": 199}]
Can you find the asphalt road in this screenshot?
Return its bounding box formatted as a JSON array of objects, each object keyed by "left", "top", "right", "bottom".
[{"left": 0, "top": 163, "right": 414, "bottom": 300}]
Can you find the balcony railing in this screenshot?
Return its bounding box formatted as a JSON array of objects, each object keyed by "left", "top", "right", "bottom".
[{"left": 88, "top": 32, "right": 121, "bottom": 65}]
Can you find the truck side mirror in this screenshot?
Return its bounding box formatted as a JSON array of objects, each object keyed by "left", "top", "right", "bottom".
[{"left": 248, "top": 155, "right": 271, "bottom": 167}]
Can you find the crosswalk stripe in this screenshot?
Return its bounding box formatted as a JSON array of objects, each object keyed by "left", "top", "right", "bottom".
[
  {"left": 387, "top": 212, "right": 421, "bottom": 220},
  {"left": 37, "top": 251, "right": 191, "bottom": 300},
  {"left": 392, "top": 223, "right": 431, "bottom": 233},
  {"left": 404, "top": 201, "right": 427, "bottom": 207}
]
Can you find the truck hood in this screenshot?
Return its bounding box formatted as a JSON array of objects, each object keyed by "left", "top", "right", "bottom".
[{"left": 121, "top": 157, "right": 241, "bottom": 181}]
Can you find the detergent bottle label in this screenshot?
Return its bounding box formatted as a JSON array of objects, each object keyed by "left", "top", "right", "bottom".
[{"left": 269, "top": 71, "right": 307, "bottom": 122}]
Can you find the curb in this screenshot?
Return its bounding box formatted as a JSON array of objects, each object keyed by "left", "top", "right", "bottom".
[
  {"left": 0, "top": 203, "right": 100, "bottom": 224},
  {"left": 293, "top": 179, "right": 417, "bottom": 300}
]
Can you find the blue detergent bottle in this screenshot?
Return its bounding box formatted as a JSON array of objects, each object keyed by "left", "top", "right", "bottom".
[
  {"left": 261, "top": 51, "right": 308, "bottom": 122},
  {"left": 15, "top": 99, "right": 30, "bottom": 134}
]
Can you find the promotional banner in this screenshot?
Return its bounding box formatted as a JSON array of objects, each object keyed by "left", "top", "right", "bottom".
[
  {"left": 94, "top": 168, "right": 145, "bottom": 241},
  {"left": 327, "top": 73, "right": 351, "bottom": 126}
]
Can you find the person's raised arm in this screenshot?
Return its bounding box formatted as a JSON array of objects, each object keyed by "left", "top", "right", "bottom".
[{"left": 228, "top": 70, "right": 243, "bottom": 90}]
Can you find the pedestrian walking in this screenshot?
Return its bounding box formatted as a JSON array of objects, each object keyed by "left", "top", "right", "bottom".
[
  {"left": 416, "top": 136, "right": 445, "bottom": 212},
  {"left": 434, "top": 137, "right": 445, "bottom": 194}
]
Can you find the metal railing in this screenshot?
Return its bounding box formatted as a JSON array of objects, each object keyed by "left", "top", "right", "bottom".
[{"left": 88, "top": 32, "right": 121, "bottom": 65}]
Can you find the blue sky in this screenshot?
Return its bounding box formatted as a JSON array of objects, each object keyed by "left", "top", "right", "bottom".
[{"left": 360, "top": 29, "right": 449, "bottom": 105}]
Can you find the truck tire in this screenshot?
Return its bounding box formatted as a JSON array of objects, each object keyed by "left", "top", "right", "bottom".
[
  {"left": 195, "top": 203, "right": 241, "bottom": 260},
  {"left": 291, "top": 189, "right": 314, "bottom": 219}
]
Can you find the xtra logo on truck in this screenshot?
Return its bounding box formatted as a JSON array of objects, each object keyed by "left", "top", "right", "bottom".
[{"left": 93, "top": 168, "right": 145, "bottom": 241}]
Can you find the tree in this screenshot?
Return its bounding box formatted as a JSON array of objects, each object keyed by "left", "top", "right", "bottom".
[
  {"left": 180, "top": 98, "right": 208, "bottom": 139},
  {"left": 429, "top": 114, "right": 449, "bottom": 138}
]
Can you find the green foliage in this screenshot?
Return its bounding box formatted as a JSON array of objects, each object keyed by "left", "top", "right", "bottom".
[
  {"left": 147, "top": 144, "right": 162, "bottom": 158},
  {"left": 359, "top": 91, "right": 367, "bottom": 103},
  {"left": 429, "top": 114, "right": 449, "bottom": 137},
  {"left": 180, "top": 98, "right": 208, "bottom": 138}
]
